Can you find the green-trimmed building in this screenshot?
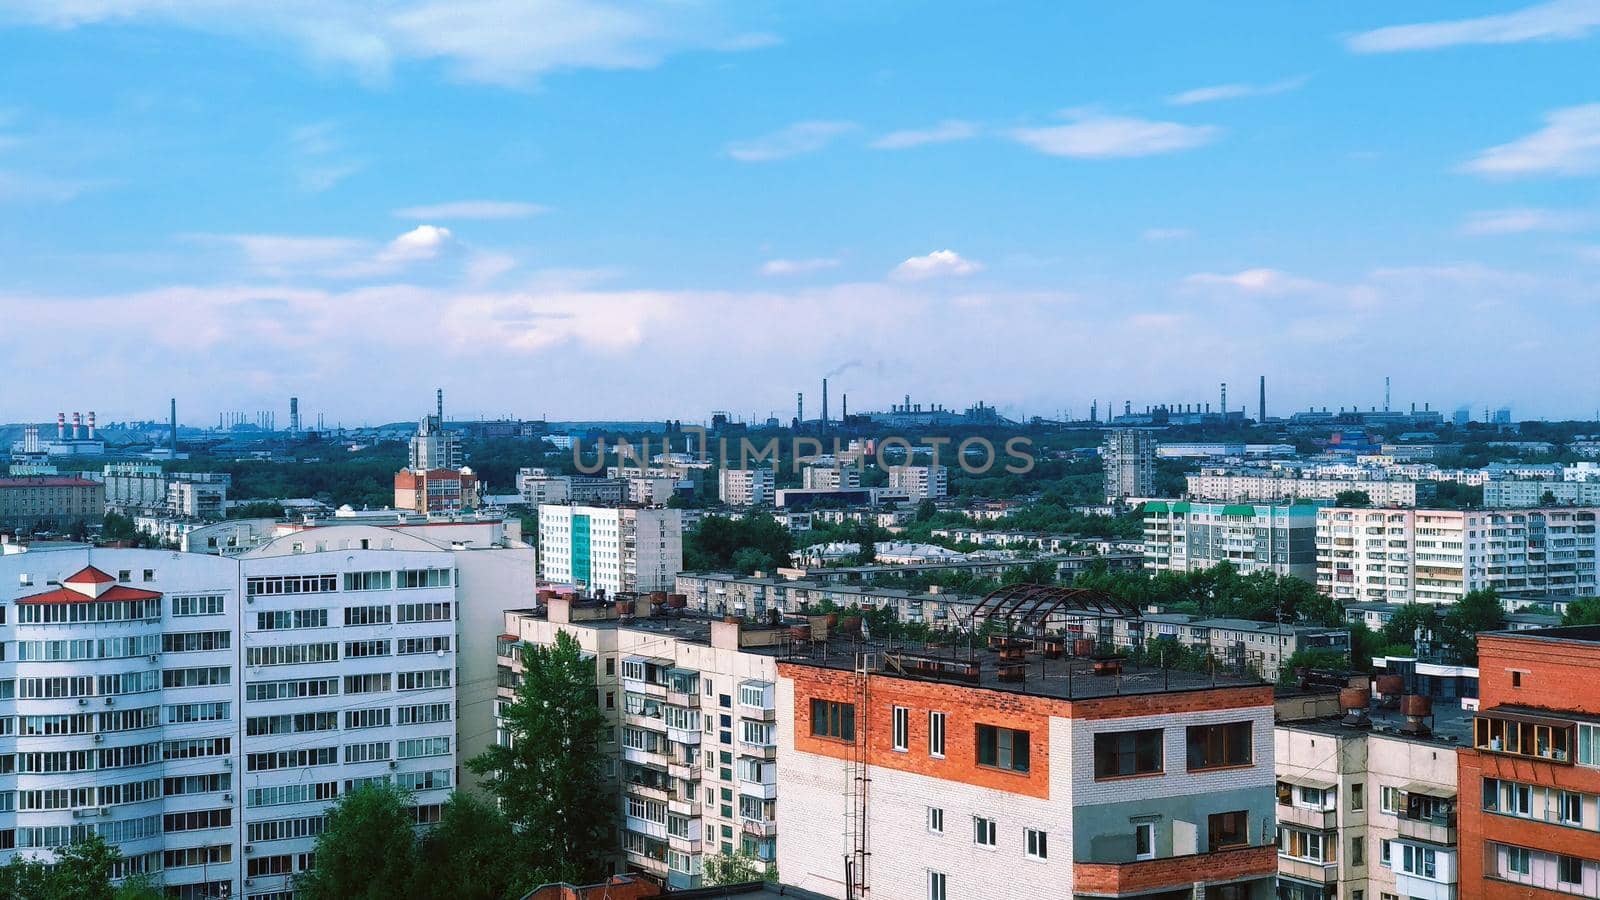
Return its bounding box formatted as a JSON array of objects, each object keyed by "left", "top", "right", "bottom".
[{"left": 1143, "top": 499, "right": 1325, "bottom": 580}]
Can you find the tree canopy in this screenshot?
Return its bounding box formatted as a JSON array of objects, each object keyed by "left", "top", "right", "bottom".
[
  {"left": 685, "top": 514, "right": 793, "bottom": 573},
  {"left": 295, "top": 782, "right": 419, "bottom": 900}
]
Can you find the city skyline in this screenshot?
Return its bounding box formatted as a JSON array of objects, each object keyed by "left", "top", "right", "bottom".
[{"left": 2, "top": 2, "right": 1599, "bottom": 421}]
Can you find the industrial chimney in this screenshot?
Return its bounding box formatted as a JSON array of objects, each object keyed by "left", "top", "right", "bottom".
[
  {"left": 71, "top": 412, "right": 81, "bottom": 440},
  {"left": 1259, "top": 376, "right": 1266, "bottom": 422},
  {"left": 436, "top": 388, "right": 444, "bottom": 422},
  {"left": 821, "top": 378, "right": 829, "bottom": 427},
  {"left": 1220, "top": 382, "right": 1227, "bottom": 415},
  {"left": 87, "top": 411, "right": 96, "bottom": 440},
  {"left": 170, "top": 398, "right": 178, "bottom": 451},
  {"left": 841, "top": 394, "right": 848, "bottom": 420},
  {"left": 56, "top": 412, "right": 65, "bottom": 441}
]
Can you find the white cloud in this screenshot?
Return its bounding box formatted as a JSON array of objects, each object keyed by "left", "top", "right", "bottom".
[
  {"left": 1346, "top": 0, "right": 1600, "bottom": 53},
  {"left": 288, "top": 122, "right": 363, "bottom": 192},
  {"left": 869, "top": 120, "right": 980, "bottom": 150},
  {"left": 891, "top": 249, "right": 983, "bottom": 281},
  {"left": 394, "top": 200, "right": 547, "bottom": 220},
  {"left": 1166, "top": 76, "right": 1307, "bottom": 106},
  {"left": 0, "top": 0, "right": 774, "bottom": 87},
  {"left": 1461, "top": 104, "right": 1600, "bottom": 177},
  {"left": 380, "top": 225, "right": 454, "bottom": 264},
  {"left": 1141, "top": 227, "right": 1193, "bottom": 242},
  {"left": 1184, "top": 268, "right": 1322, "bottom": 295},
  {"left": 725, "top": 121, "right": 855, "bottom": 162},
  {"left": 760, "top": 257, "right": 840, "bottom": 276},
  {"left": 1461, "top": 208, "right": 1594, "bottom": 235},
  {"left": 195, "top": 233, "right": 371, "bottom": 276},
  {"left": 1010, "top": 112, "right": 1220, "bottom": 158}
]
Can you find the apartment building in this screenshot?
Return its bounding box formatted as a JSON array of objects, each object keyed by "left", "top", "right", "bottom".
[
  {"left": 497, "top": 599, "right": 784, "bottom": 890},
  {"left": 1459, "top": 626, "right": 1600, "bottom": 900},
  {"left": 393, "top": 467, "right": 481, "bottom": 514},
  {"left": 1144, "top": 501, "right": 1324, "bottom": 581},
  {"left": 539, "top": 504, "right": 684, "bottom": 594},
  {"left": 1484, "top": 481, "right": 1600, "bottom": 508},
  {"left": 102, "top": 463, "right": 168, "bottom": 512},
  {"left": 803, "top": 465, "right": 861, "bottom": 491},
  {"left": 1315, "top": 507, "right": 1600, "bottom": 605},
  {"left": 718, "top": 468, "right": 775, "bottom": 507},
  {"left": 1105, "top": 429, "right": 1157, "bottom": 504},
  {"left": 1275, "top": 688, "right": 1470, "bottom": 900},
  {"left": 517, "top": 468, "right": 627, "bottom": 507},
  {"left": 408, "top": 414, "right": 463, "bottom": 471},
  {"left": 887, "top": 465, "right": 948, "bottom": 501},
  {"left": 167, "top": 474, "right": 229, "bottom": 520},
  {"left": 0, "top": 526, "right": 532, "bottom": 899},
  {"left": 1187, "top": 469, "right": 1435, "bottom": 507},
  {"left": 0, "top": 476, "right": 106, "bottom": 529},
  {"left": 775, "top": 637, "right": 1279, "bottom": 899}
]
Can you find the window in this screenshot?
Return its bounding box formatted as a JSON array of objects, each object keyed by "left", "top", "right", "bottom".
[
  {"left": 1381, "top": 786, "right": 1401, "bottom": 813},
  {"left": 975, "top": 724, "right": 1030, "bottom": 773},
  {"left": 1512, "top": 671, "right": 1523, "bottom": 688},
  {"left": 928, "top": 872, "right": 947, "bottom": 900},
  {"left": 1280, "top": 828, "right": 1332, "bottom": 863},
  {"left": 1134, "top": 822, "right": 1154, "bottom": 860},
  {"left": 1507, "top": 846, "right": 1532, "bottom": 876},
  {"left": 1026, "top": 828, "right": 1048, "bottom": 861},
  {"left": 927, "top": 807, "right": 943, "bottom": 834},
  {"left": 1351, "top": 783, "right": 1364, "bottom": 811},
  {"left": 1561, "top": 791, "right": 1584, "bottom": 826},
  {"left": 892, "top": 706, "right": 909, "bottom": 752},
  {"left": 1401, "top": 844, "right": 1437, "bottom": 879},
  {"left": 973, "top": 816, "right": 996, "bottom": 847},
  {"left": 1208, "top": 811, "right": 1247, "bottom": 850},
  {"left": 1187, "top": 722, "right": 1252, "bottom": 770},
  {"left": 928, "top": 711, "right": 946, "bottom": 757},
  {"left": 1561, "top": 855, "right": 1584, "bottom": 886},
  {"left": 1351, "top": 837, "right": 1364, "bottom": 866},
  {"left": 1580, "top": 723, "right": 1600, "bottom": 768},
  {"left": 1379, "top": 839, "right": 1391, "bottom": 867},
  {"left": 1094, "top": 729, "right": 1163, "bottom": 779},
  {"left": 809, "top": 699, "right": 855, "bottom": 741}
]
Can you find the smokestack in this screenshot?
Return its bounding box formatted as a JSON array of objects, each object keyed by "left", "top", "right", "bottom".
[
  {"left": 796, "top": 392, "right": 804, "bottom": 424},
  {"left": 1259, "top": 376, "right": 1266, "bottom": 422},
  {"left": 57, "top": 412, "right": 65, "bottom": 441},
  {"left": 1220, "top": 382, "right": 1227, "bottom": 415},
  {"left": 170, "top": 398, "right": 178, "bottom": 451},
  {"left": 87, "top": 411, "right": 96, "bottom": 440},
  {"left": 71, "top": 412, "right": 81, "bottom": 440},
  {"left": 1385, "top": 376, "right": 1391, "bottom": 413},
  {"left": 842, "top": 394, "right": 848, "bottom": 420},
  {"left": 436, "top": 388, "right": 444, "bottom": 422},
  {"left": 822, "top": 378, "right": 829, "bottom": 427},
  {"left": 290, "top": 397, "right": 300, "bottom": 432}
]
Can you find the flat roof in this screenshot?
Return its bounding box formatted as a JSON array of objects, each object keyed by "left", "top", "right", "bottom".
[{"left": 1281, "top": 697, "right": 1475, "bottom": 747}]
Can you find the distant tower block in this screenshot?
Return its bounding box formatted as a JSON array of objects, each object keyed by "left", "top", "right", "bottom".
[
  {"left": 796, "top": 392, "right": 804, "bottom": 425},
  {"left": 1220, "top": 382, "right": 1227, "bottom": 414},
  {"left": 290, "top": 397, "right": 300, "bottom": 432},
  {"left": 436, "top": 388, "right": 444, "bottom": 422}
]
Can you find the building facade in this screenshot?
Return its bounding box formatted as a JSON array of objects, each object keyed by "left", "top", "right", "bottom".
[
  {"left": 394, "top": 468, "right": 481, "bottom": 515},
  {"left": 0, "top": 527, "right": 532, "bottom": 899},
  {"left": 1105, "top": 429, "right": 1157, "bottom": 505},
  {"left": 0, "top": 476, "right": 106, "bottom": 529},
  {"left": 539, "top": 504, "right": 684, "bottom": 594},
  {"left": 1144, "top": 501, "right": 1323, "bottom": 581},
  {"left": 718, "top": 468, "right": 775, "bottom": 507},
  {"left": 775, "top": 647, "right": 1279, "bottom": 900},
  {"left": 803, "top": 466, "right": 861, "bottom": 491},
  {"left": 887, "top": 465, "right": 948, "bottom": 501},
  {"left": 1315, "top": 507, "right": 1600, "bottom": 605},
  {"left": 1484, "top": 481, "right": 1600, "bottom": 508},
  {"left": 1187, "top": 469, "right": 1434, "bottom": 507}
]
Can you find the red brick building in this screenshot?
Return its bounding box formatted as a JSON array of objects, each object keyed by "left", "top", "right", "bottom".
[{"left": 1460, "top": 627, "right": 1600, "bottom": 900}]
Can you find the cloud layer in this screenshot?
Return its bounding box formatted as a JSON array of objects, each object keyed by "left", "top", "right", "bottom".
[
  {"left": 1347, "top": 0, "right": 1600, "bottom": 53},
  {"left": 1010, "top": 112, "right": 1220, "bottom": 158}
]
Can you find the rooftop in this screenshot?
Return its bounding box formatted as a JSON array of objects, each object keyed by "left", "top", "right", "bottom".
[{"left": 1281, "top": 693, "right": 1476, "bottom": 747}]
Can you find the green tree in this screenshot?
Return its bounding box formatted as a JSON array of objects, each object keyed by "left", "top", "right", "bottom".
[
  {"left": 684, "top": 515, "right": 793, "bottom": 572},
  {"left": 1441, "top": 588, "right": 1506, "bottom": 664},
  {"left": 468, "top": 631, "right": 616, "bottom": 885},
  {"left": 1379, "top": 603, "right": 1438, "bottom": 649},
  {"left": 1334, "top": 490, "right": 1372, "bottom": 508},
  {"left": 914, "top": 498, "right": 938, "bottom": 522},
  {"left": 0, "top": 835, "right": 158, "bottom": 900},
  {"left": 229, "top": 500, "right": 286, "bottom": 519},
  {"left": 294, "top": 782, "right": 418, "bottom": 900},
  {"left": 703, "top": 851, "right": 776, "bottom": 885},
  {"left": 1563, "top": 597, "right": 1600, "bottom": 626},
  {"left": 1279, "top": 648, "right": 1351, "bottom": 683},
  {"left": 415, "top": 792, "right": 522, "bottom": 900}
]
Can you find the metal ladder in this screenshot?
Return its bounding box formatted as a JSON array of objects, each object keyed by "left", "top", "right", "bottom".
[{"left": 845, "top": 651, "right": 874, "bottom": 898}]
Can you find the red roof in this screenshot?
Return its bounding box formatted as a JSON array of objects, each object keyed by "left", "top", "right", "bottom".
[
  {"left": 17, "top": 584, "right": 162, "bottom": 605},
  {"left": 63, "top": 566, "right": 116, "bottom": 585}
]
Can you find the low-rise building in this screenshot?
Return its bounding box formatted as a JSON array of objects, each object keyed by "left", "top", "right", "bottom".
[
  {"left": 394, "top": 467, "right": 481, "bottom": 514},
  {"left": 1187, "top": 468, "right": 1435, "bottom": 507},
  {"left": 0, "top": 475, "right": 106, "bottom": 529},
  {"left": 1484, "top": 481, "right": 1600, "bottom": 508}
]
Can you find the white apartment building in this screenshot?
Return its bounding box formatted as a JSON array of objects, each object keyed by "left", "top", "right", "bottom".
[
  {"left": 1144, "top": 500, "right": 1324, "bottom": 581},
  {"left": 717, "top": 468, "right": 775, "bottom": 507},
  {"left": 0, "top": 526, "right": 532, "bottom": 899},
  {"left": 102, "top": 463, "right": 167, "bottom": 512},
  {"left": 886, "top": 464, "right": 948, "bottom": 500},
  {"left": 801, "top": 465, "right": 860, "bottom": 491},
  {"left": 538, "top": 504, "right": 684, "bottom": 594},
  {"left": 1484, "top": 480, "right": 1600, "bottom": 508},
  {"left": 1316, "top": 506, "right": 1600, "bottom": 604},
  {"left": 1187, "top": 469, "right": 1433, "bottom": 507},
  {"left": 408, "top": 415, "right": 462, "bottom": 471},
  {"left": 167, "top": 475, "right": 228, "bottom": 519},
  {"left": 1104, "top": 428, "right": 1156, "bottom": 504},
  {"left": 498, "top": 600, "right": 783, "bottom": 890}
]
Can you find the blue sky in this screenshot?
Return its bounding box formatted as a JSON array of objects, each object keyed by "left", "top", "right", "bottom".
[{"left": 1, "top": 1, "right": 1598, "bottom": 425}]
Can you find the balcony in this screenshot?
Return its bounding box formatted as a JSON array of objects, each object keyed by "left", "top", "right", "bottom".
[
  {"left": 1278, "top": 856, "right": 1340, "bottom": 884},
  {"left": 1397, "top": 801, "right": 1457, "bottom": 846},
  {"left": 741, "top": 818, "right": 777, "bottom": 838},
  {"left": 738, "top": 776, "right": 778, "bottom": 801},
  {"left": 740, "top": 704, "right": 777, "bottom": 723},
  {"left": 738, "top": 740, "right": 777, "bottom": 761},
  {"left": 623, "top": 745, "right": 667, "bottom": 765},
  {"left": 1073, "top": 845, "right": 1277, "bottom": 898},
  {"left": 667, "top": 761, "right": 701, "bottom": 782},
  {"left": 1276, "top": 804, "right": 1336, "bottom": 831}
]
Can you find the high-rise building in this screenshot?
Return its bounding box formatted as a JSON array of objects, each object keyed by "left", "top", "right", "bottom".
[
  {"left": 802, "top": 464, "right": 861, "bottom": 491},
  {"left": 1104, "top": 429, "right": 1156, "bottom": 504},
  {"left": 1144, "top": 500, "right": 1324, "bottom": 580},
  {"left": 408, "top": 414, "right": 462, "bottom": 471},
  {"left": 1316, "top": 507, "right": 1600, "bottom": 604},
  {"left": 0, "top": 524, "right": 532, "bottom": 898},
  {"left": 719, "top": 468, "right": 776, "bottom": 507},
  {"left": 887, "top": 464, "right": 948, "bottom": 500},
  {"left": 538, "top": 504, "right": 684, "bottom": 593},
  {"left": 497, "top": 598, "right": 782, "bottom": 889},
  {"left": 1460, "top": 626, "right": 1600, "bottom": 900},
  {"left": 396, "top": 414, "right": 477, "bottom": 513}
]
